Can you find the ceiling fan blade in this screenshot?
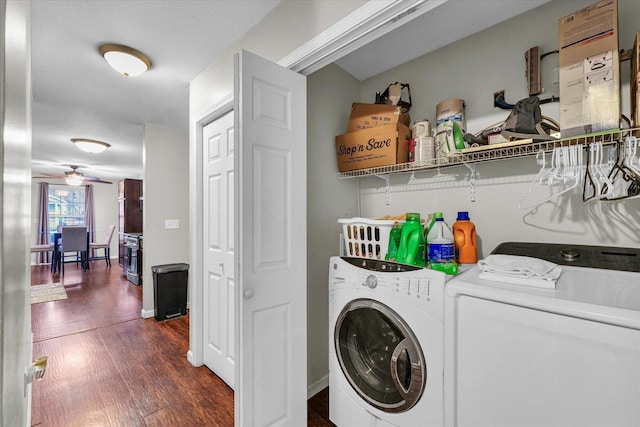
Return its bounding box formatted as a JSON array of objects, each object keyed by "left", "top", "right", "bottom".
[
  {"left": 34, "top": 167, "right": 112, "bottom": 184},
  {"left": 85, "top": 177, "right": 113, "bottom": 184},
  {"left": 39, "top": 173, "right": 68, "bottom": 179}
]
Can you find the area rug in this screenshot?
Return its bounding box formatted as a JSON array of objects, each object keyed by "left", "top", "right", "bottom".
[{"left": 31, "top": 283, "right": 68, "bottom": 304}]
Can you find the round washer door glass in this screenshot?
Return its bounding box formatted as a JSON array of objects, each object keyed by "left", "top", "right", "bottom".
[{"left": 335, "top": 298, "right": 426, "bottom": 413}]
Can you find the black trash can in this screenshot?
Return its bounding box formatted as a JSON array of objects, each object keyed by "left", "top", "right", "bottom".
[{"left": 151, "top": 263, "right": 189, "bottom": 321}]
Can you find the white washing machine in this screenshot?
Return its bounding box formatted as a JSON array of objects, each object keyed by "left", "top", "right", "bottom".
[
  {"left": 328, "top": 256, "right": 450, "bottom": 427},
  {"left": 444, "top": 242, "right": 640, "bottom": 427}
]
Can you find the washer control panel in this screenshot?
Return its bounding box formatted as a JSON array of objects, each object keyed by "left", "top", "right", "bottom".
[
  {"left": 341, "top": 256, "right": 423, "bottom": 272},
  {"left": 330, "top": 257, "right": 447, "bottom": 315},
  {"left": 358, "top": 270, "right": 436, "bottom": 300}
]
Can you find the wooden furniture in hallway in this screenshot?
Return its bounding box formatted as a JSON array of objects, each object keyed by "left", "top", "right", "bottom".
[
  {"left": 30, "top": 261, "right": 335, "bottom": 426},
  {"left": 118, "top": 178, "right": 142, "bottom": 268}
]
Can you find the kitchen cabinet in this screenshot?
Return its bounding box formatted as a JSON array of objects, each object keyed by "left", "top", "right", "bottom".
[{"left": 118, "top": 178, "right": 142, "bottom": 267}]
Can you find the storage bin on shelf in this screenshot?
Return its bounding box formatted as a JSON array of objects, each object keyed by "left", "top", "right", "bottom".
[{"left": 338, "top": 217, "right": 401, "bottom": 260}]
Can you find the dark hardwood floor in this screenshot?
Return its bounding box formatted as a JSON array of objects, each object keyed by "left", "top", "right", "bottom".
[{"left": 30, "top": 260, "right": 334, "bottom": 426}]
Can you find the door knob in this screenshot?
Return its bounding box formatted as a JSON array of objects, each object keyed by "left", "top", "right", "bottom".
[{"left": 243, "top": 289, "right": 254, "bottom": 299}]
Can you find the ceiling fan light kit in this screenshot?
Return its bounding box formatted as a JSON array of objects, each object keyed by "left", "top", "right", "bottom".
[
  {"left": 65, "top": 176, "right": 84, "bottom": 186},
  {"left": 71, "top": 138, "right": 111, "bottom": 153},
  {"left": 99, "top": 43, "right": 152, "bottom": 77}
]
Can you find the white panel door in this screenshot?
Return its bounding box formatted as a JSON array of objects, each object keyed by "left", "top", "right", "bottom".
[
  {"left": 234, "top": 50, "right": 307, "bottom": 427},
  {"left": 202, "top": 111, "right": 235, "bottom": 389}
]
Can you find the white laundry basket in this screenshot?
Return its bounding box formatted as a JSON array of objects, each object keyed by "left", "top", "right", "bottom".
[{"left": 338, "top": 217, "right": 401, "bottom": 260}]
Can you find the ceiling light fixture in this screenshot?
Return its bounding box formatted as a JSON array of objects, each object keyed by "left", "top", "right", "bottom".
[
  {"left": 71, "top": 138, "right": 111, "bottom": 153},
  {"left": 99, "top": 43, "right": 152, "bottom": 77},
  {"left": 65, "top": 176, "right": 84, "bottom": 186}
]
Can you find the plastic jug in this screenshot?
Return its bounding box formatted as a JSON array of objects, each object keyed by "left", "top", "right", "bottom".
[
  {"left": 453, "top": 211, "right": 478, "bottom": 263},
  {"left": 427, "top": 212, "right": 443, "bottom": 233},
  {"left": 427, "top": 217, "right": 455, "bottom": 263},
  {"left": 385, "top": 222, "right": 402, "bottom": 262},
  {"left": 425, "top": 212, "right": 444, "bottom": 259},
  {"left": 396, "top": 213, "right": 425, "bottom": 267}
]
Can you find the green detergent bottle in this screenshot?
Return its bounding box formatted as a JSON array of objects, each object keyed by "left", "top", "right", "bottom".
[
  {"left": 385, "top": 222, "right": 402, "bottom": 262},
  {"left": 396, "top": 213, "right": 425, "bottom": 267}
]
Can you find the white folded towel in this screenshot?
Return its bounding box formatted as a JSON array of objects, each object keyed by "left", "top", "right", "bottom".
[{"left": 477, "top": 254, "right": 562, "bottom": 289}]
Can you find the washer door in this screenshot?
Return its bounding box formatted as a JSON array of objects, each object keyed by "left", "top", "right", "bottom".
[{"left": 335, "top": 298, "right": 426, "bottom": 413}]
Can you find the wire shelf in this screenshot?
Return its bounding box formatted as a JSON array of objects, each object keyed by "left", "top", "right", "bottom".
[{"left": 336, "top": 128, "right": 638, "bottom": 179}]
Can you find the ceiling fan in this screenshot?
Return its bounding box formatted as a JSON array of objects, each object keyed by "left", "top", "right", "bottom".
[{"left": 32, "top": 165, "right": 113, "bottom": 185}]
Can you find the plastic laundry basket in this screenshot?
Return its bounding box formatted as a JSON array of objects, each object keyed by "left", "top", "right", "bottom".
[{"left": 338, "top": 218, "right": 402, "bottom": 260}]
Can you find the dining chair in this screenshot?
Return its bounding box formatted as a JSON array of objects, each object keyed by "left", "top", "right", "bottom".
[
  {"left": 30, "top": 243, "right": 55, "bottom": 271},
  {"left": 89, "top": 224, "right": 116, "bottom": 266},
  {"left": 58, "top": 226, "right": 89, "bottom": 274}
]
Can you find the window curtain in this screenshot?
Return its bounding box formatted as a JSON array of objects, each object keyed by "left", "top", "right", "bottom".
[
  {"left": 85, "top": 184, "right": 96, "bottom": 257},
  {"left": 36, "top": 182, "right": 51, "bottom": 264}
]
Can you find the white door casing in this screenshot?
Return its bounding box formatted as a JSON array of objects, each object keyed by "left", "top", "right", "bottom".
[
  {"left": 2, "top": 1, "right": 33, "bottom": 426},
  {"left": 202, "top": 111, "right": 235, "bottom": 389},
  {"left": 234, "top": 50, "right": 307, "bottom": 426}
]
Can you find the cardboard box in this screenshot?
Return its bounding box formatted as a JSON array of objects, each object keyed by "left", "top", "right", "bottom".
[
  {"left": 558, "top": 0, "right": 620, "bottom": 137},
  {"left": 347, "top": 103, "right": 410, "bottom": 132},
  {"left": 631, "top": 32, "right": 640, "bottom": 128},
  {"left": 335, "top": 123, "right": 410, "bottom": 172}
]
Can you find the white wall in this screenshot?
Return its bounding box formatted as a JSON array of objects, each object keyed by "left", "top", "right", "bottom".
[
  {"left": 307, "top": 63, "right": 360, "bottom": 393},
  {"left": 30, "top": 179, "right": 119, "bottom": 266},
  {"left": 142, "top": 123, "right": 189, "bottom": 316},
  {"left": 190, "top": 0, "right": 366, "bottom": 116},
  {"left": 352, "top": 0, "right": 640, "bottom": 256}
]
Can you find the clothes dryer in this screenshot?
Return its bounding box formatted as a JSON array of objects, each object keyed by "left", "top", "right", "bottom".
[
  {"left": 328, "top": 256, "right": 449, "bottom": 427},
  {"left": 444, "top": 242, "right": 640, "bottom": 427}
]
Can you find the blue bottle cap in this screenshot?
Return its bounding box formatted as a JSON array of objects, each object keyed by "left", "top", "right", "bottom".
[{"left": 457, "top": 211, "right": 469, "bottom": 220}]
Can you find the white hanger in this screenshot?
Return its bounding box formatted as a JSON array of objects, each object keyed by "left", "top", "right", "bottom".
[
  {"left": 593, "top": 142, "right": 615, "bottom": 199},
  {"left": 519, "top": 147, "right": 579, "bottom": 210},
  {"left": 624, "top": 136, "right": 640, "bottom": 176}
]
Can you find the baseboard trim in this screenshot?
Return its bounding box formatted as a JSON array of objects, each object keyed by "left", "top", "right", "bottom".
[
  {"left": 307, "top": 374, "right": 329, "bottom": 399},
  {"left": 187, "top": 350, "right": 202, "bottom": 367},
  {"left": 140, "top": 308, "right": 155, "bottom": 319}
]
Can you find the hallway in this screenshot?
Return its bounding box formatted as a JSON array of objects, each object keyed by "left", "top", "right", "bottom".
[{"left": 30, "top": 262, "right": 332, "bottom": 426}]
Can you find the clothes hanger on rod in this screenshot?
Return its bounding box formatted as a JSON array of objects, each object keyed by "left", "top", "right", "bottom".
[
  {"left": 601, "top": 137, "right": 640, "bottom": 200},
  {"left": 519, "top": 147, "right": 580, "bottom": 210},
  {"left": 583, "top": 143, "right": 599, "bottom": 202}
]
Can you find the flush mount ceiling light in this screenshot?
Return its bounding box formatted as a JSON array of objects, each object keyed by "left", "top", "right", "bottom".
[
  {"left": 99, "top": 43, "right": 152, "bottom": 77},
  {"left": 71, "top": 138, "right": 111, "bottom": 153}
]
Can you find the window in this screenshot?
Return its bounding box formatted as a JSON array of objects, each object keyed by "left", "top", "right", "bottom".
[{"left": 48, "top": 185, "right": 85, "bottom": 239}]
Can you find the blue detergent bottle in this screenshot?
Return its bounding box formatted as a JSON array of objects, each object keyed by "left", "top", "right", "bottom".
[{"left": 396, "top": 213, "right": 425, "bottom": 267}]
